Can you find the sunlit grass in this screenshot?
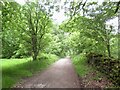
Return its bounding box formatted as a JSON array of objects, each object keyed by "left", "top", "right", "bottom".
[
  {"left": 2, "top": 54, "right": 58, "bottom": 88},
  {"left": 2, "top": 58, "right": 31, "bottom": 68},
  {"left": 72, "top": 53, "right": 93, "bottom": 77}
]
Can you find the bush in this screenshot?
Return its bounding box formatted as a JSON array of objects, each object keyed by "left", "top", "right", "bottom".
[
  {"left": 37, "top": 53, "right": 59, "bottom": 61},
  {"left": 86, "top": 52, "right": 120, "bottom": 86}
]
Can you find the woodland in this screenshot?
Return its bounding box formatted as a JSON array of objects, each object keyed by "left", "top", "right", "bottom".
[{"left": 1, "top": 0, "right": 120, "bottom": 88}]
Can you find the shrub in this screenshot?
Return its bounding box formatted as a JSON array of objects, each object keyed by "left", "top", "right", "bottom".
[{"left": 86, "top": 52, "right": 120, "bottom": 86}]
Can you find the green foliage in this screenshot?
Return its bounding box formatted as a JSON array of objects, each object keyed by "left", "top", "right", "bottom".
[
  {"left": 60, "top": 1, "right": 117, "bottom": 58},
  {"left": 38, "top": 53, "right": 59, "bottom": 61},
  {"left": 1, "top": 0, "right": 119, "bottom": 87},
  {"left": 86, "top": 53, "right": 120, "bottom": 86},
  {"left": 59, "top": 1, "right": 119, "bottom": 87},
  {"left": 1, "top": 1, "right": 54, "bottom": 60},
  {"left": 2, "top": 2, "right": 21, "bottom": 58},
  {"left": 2, "top": 54, "right": 58, "bottom": 88},
  {"left": 72, "top": 53, "right": 93, "bottom": 77},
  {"left": 110, "top": 37, "right": 119, "bottom": 59}
]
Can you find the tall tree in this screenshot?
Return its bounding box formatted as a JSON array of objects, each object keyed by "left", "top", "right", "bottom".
[
  {"left": 2, "top": 1, "right": 53, "bottom": 60},
  {"left": 60, "top": 1, "right": 117, "bottom": 57},
  {"left": 19, "top": 1, "right": 53, "bottom": 60}
]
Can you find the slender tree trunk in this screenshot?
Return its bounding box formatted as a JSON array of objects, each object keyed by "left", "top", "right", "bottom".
[{"left": 106, "top": 41, "right": 111, "bottom": 57}]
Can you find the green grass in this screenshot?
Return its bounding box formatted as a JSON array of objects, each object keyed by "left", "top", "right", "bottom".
[
  {"left": 72, "top": 53, "right": 93, "bottom": 77},
  {"left": 72, "top": 53, "right": 105, "bottom": 80},
  {"left": 2, "top": 54, "right": 58, "bottom": 88}
]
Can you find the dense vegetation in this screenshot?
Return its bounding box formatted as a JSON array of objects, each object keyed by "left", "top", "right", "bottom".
[
  {"left": 1, "top": 0, "right": 119, "bottom": 88},
  {"left": 60, "top": 1, "right": 119, "bottom": 87},
  {"left": 1, "top": 0, "right": 60, "bottom": 88},
  {"left": 86, "top": 53, "right": 120, "bottom": 86}
]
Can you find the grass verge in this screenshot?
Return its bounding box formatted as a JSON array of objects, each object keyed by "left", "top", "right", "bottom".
[
  {"left": 2, "top": 54, "right": 58, "bottom": 88},
  {"left": 72, "top": 53, "right": 105, "bottom": 80},
  {"left": 72, "top": 53, "right": 93, "bottom": 77},
  {"left": 72, "top": 53, "right": 114, "bottom": 88}
]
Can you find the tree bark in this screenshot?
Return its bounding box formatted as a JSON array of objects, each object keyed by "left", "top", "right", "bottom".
[
  {"left": 32, "top": 33, "right": 38, "bottom": 61},
  {"left": 107, "top": 42, "right": 111, "bottom": 57}
]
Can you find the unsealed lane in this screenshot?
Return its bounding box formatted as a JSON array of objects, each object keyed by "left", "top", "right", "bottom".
[{"left": 14, "top": 58, "right": 81, "bottom": 88}]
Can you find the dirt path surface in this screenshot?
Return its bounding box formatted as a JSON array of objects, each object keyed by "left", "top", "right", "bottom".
[{"left": 14, "top": 58, "right": 81, "bottom": 88}]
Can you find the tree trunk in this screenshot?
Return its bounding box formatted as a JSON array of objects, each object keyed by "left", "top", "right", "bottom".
[
  {"left": 32, "top": 34, "right": 38, "bottom": 61},
  {"left": 107, "top": 43, "right": 111, "bottom": 57}
]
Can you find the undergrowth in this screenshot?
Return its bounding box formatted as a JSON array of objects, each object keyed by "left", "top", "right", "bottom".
[{"left": 72, "top": 53, "right": 93, "bottom": 77}]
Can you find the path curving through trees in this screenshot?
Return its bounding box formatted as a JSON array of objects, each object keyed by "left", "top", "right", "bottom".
[{"left": 14, "top": 58, "right": 82, "bottom": 88}]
